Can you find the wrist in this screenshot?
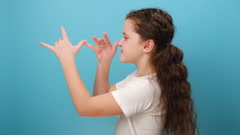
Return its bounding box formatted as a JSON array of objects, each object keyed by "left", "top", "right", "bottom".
[
  {"left": 97, "top": 61, "right": 111, "bottom": 72},
  {"left": 98, "top": 60, "right": 111, "bottom": 66},
  {"left": 59, "top": 56, "right": 75, "bottom": 65}
]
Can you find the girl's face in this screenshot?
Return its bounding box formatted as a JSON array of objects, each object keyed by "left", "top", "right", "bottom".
[{"left": 119, "top": 19, "right": 146, "bottom": 64}]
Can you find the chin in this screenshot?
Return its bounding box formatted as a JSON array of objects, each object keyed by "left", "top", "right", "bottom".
[
  {"left": 119, "top": 57, "right": 126, "bottom": 63},
  {"left": 119, "top": 59, "right": 126, "bottom": 63},
  {"left": 119, "top": 58, "right": 131, "bottom": 63}
]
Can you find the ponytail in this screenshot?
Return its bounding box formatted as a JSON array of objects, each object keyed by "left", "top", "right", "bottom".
[
  {"left": 126, "top": 8, "right": 198, "bottom": 135},
  {"left": 152, "top": 44, "right": 197, "bottom": 135}
]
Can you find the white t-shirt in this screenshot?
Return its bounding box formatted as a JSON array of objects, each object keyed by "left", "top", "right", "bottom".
[{"left": 111, "top": 71, "right": 165, "bottom": 135}]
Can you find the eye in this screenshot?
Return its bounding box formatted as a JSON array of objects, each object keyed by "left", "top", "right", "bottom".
[{"left": 124, "top": 37, "right": 128, "bottom": 40}]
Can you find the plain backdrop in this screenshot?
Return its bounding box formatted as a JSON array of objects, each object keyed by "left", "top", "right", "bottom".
[{"left": 0, "top": 0, "right": 239, "bottom": 135}]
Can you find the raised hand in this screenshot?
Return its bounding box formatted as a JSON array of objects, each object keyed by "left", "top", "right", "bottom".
[
  {"left": 39, "top": 26, "right": 86, "bottom": 61},
  {"left": 86, "top": 32, "right": 119, "bottom": 62}
]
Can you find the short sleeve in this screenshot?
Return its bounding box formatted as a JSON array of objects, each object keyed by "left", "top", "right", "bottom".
[
  {"left": 111, "top": 78, "right": 153, "bottom": 117},
  {"left": 116, "top": 71, "right": 136, "bottom": 89}
]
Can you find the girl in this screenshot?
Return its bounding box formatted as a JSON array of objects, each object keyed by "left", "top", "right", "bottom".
[{"left": 40, "top": 8, "right": 197, "bottom": 135}]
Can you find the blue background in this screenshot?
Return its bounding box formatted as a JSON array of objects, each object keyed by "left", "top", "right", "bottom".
[{"left": 1, "top": 0, "right": 239, "bottom": 135}]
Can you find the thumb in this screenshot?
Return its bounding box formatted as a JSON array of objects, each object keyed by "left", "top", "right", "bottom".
[
  {"left": 39, "top": 42, "right": 54, "bottom": 51},
  {"left": 76, "top": 40, "right": 87, "bottom": 49},
  {"left": 74, "top": 40, "right": 86, "bottom": 53},
  {"left": 85, "top": 42, "right": 95, "bottom": 50}
]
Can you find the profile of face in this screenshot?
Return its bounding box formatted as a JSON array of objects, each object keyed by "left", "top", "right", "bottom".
[{"left": 119, "top": 19, "right": 146, "bottom": 64}]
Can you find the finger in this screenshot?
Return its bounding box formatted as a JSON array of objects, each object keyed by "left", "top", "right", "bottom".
[
  {"left": 54, "top": 41, "right": 58, "bottom": 46},
  {"left": 60, "top": 26, "right": 69, "bottom": 41},
  {"left": 92, "top": 36, "right": 100, "bottom": 45},
  {"left": 76, "top": 40, "right": 87, "bottom": 48},
  {"left": 59, "top": 38, "right": 65, "bottom": 43},
  {"left": 98, "top": 38, "right": 105, "bottom": 45},
  {"left": 112, "top": 40, "right": 119, "bottom": 52},
  {"left": 103, "top": 32, "right": 111, "bottom": 46},
  {"left": 85, "top": 42, "right": 95, "bottom": 50},
  {"left": 39, "top": 42, "right": 54, "bottom": 51},
  {"left": 58, "top": 39, "right": 64, "bottom": 46}
]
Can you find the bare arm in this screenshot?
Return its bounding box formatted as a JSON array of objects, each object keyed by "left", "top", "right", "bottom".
[
  {"left": 60, "top": 57, "right": 121, "bottom": 117},
  {"left": 93, "top": 62, "right": 114, "bottom": 95},
  {"left": 40, "top": 27, "right": 122, "bottom": 117},
  {"left": 85, "top": 33, "right": 118, "bottom": 96}
]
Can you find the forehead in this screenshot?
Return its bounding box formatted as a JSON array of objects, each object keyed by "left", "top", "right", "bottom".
[{"left": 122, "top": 19, "right": 136, "bottom": 34}]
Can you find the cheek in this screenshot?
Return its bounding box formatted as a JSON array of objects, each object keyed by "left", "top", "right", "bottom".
[
  {"left": 122, "top": 39, "right": 128, "bottom": 44},
  {"left": 121, "top": 41, "right": 128, "bottom": 49},
  {"left": 123, "top": 39, "right": 134, "bottom": 46}
]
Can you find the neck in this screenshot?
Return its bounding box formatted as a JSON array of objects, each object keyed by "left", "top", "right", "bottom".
[{"left": 135, "top": 59, "right": 155, "bottom": 77}]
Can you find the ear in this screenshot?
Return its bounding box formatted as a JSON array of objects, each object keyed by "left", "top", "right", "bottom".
[{"left": 143, "top": 39, "right": 155, "bottom": 53}]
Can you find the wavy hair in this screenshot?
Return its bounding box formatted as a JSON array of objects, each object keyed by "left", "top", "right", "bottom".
[{"left": 126, "top": 8, "right": 198, "bottom": 135}]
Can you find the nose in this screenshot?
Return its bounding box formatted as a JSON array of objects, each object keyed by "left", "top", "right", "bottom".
[{"left": 118, "top": 38, "right": 124, "bottom": 47}]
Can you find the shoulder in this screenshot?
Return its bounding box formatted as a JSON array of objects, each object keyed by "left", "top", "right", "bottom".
[
  {"left": 114, "top": 76, "right": 157, "bottom": 101},
  {"left": 116, "top": 70, "right": 138, "bottom": 89},
  {"left": 111, "top": 75, "right": 160, "bottom": 116}
]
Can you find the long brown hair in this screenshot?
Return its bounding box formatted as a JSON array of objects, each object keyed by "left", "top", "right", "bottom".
[{"left": 126, "top": 8, "right": 198, "bottom": 135}]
